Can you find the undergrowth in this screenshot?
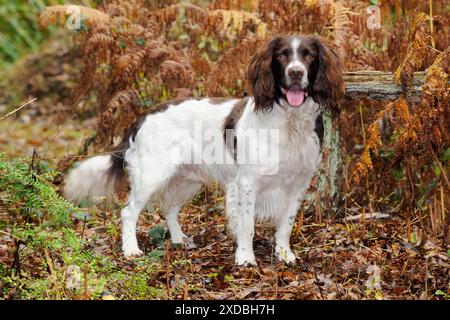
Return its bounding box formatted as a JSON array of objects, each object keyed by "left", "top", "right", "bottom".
[{"left": 0, "top": 153, "right": 164, "bottom": 299}]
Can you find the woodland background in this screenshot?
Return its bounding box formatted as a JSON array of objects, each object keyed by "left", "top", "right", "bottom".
[{"left": 0, "top": 0, "right": 448, "bottom": 300}]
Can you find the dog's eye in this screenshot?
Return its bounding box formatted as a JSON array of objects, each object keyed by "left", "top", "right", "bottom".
[
  {"left": 277, "top": 53, "right": 287, "bottom": 61},
  {"left": 305, "top": 54, "right": 315, "bottom": 62},
  {"left": 277, "top": 49, "right": 290, "bottom": 62}
]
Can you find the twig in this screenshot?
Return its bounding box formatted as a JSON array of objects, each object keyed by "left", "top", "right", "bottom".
[
  {"left": 0, "top": 98, "right": 37, "bottom": 121},
  {"left": 427, "top": 45, "right": 443, "bottom": 54},
  {"left": 35, "top": 149, "right": 127, "bottom": 161},
  {"left": 165, "top": 240, "right": 171, "bottom": 298},
  {"left": 302, "top": 223, "right": 326, "bottom": 228},
  {"left": 30, "top": 148, "right": 38, "bottom": 174},
  {"left": 361, "top": 207, "right": 366, "bottom": 240},
  {"left": 440, "top": 184, "right": 445, "bottom": 222},
  {"left": 429, "top": 146, "right": 450, "bottom": 188},
  {"left": 429, "top": 204, "right": 436, "bottom": 235},
  {"left": 298, "top": 230, "right": 311, "bottom": 246},
  {"left": 400, "top": 259, "right": 409, "bottom": 277},
  {"left": 407, "top": 216, "right": 411, "bottom": 243},
  {"left": 359, "top": 103, "right": 366, "bottom": 146},
  {"left": 11, "top": 239, "right": 22, "bottom": 276},
  {"left": 424, "top": 257, "right": 429, "bottom": 299},
  {"left": 344, "top": 212, "right": 391, "bottom": 221},
  {"left": 43, "top": 248, "right": 61, "bottom": 300},
  {"left": 392, "top": 214, "right": 428, "bottom": 239},
  {"left": 183, "top": 283, "right": 189, "bottom": 300},
  {"left": 82, "top": 266, "right": 90, "bottom": 300},
  {"left": 406, "top": 162, "right": 415, "bottom": 210},
  {"left": 81, "top": 215, "right": 87, "bottom": 241},
  {"left": 429, "top": 0, "right": 435, "bottom": 48},
  {"left": 0, "top": 230, "right": 22, "bottom": 241}
]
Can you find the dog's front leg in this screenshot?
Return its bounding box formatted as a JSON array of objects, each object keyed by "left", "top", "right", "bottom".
[
  {"left": 233, "top": 176, "right": 257, "bottom": 266},
  {"left": 275, "top": 192, "right": 305, "bottom": 265}
]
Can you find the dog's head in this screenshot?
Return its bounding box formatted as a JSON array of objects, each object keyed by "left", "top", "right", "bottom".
[{"left": 247, "top": 35, "right": 344, "bottom": 111}]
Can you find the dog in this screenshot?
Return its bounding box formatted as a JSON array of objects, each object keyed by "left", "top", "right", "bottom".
[{"left": 64, "top": 35, "right": 344, "bottom": 266}]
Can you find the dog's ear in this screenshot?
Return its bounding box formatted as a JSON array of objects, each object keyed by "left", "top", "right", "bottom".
[
  {"left": 247, "top": 37, "right": 280, "bottom": 112},
  {"left": 312, "top": 37, "right": 344, "bottom": 109}
]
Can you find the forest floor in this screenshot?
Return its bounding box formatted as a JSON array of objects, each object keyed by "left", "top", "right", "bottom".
[{"left": 0, "top": 112, "right": 448, "bottom": 300}]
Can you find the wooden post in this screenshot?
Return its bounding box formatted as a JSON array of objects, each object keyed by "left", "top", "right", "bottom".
[{"left": 305, "top": 108, "right": 342, "bottom": 217}]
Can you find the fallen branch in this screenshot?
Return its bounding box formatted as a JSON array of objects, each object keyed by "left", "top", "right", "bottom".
[{"left": 344, "top": 71, "right": 428, "bottom": 102}]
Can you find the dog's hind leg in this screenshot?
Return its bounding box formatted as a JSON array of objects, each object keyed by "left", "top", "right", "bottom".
[
  {"left": 121, "top": 162, "right": 176, "bottom": 258},
  {"left": 160, "top": 180, "right": 202, "bottom": 249}
]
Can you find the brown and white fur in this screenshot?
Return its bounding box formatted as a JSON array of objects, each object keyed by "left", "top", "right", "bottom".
[{"left": 64, "top": 35, "right": 344, "bottom": 266}]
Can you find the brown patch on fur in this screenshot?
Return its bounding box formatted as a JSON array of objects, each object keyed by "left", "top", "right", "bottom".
[
  {"left": 310, "top": 37, "right": 344, "bottom": 110},
  {"left": 107, "top": 96, "right": 238, "bottom": 193},
  {"left": 247, "top": 37, "right": 282, "bottom": 112},
  {"left": 107, "top": 97, "right": 195, "bottom": 190},
  {"left": 223, "top": 98, "right": 248, "bottom": 160}
]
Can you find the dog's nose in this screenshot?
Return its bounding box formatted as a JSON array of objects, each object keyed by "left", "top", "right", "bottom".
[{"left": 288, "top": 67, "right": 304, "bottom": 79}]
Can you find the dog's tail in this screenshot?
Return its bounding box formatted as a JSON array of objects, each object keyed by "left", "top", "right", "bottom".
[
  {"left": 64, "top": 114, "right": 146, "bottom": 203},
  {"left": 63, "top": 152, "right": 126, "bottom": 203},
  {"left": 64, "top": 114, "right": 147, "bottom": 203}
]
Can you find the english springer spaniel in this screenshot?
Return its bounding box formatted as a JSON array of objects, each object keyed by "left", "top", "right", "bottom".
[{"left": 64, "top": 35, "right": 344, "bottom": 266}]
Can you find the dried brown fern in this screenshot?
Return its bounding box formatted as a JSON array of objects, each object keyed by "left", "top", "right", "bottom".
[
  {"left": 394, "top": 13, "right": 432, "bottom": 91},
  {"left": 39, "top": 5, "right": 110, "bottom": 29},
  {"left": 352, "top": 50, "right": 449, "bottom": 185},
  {"left": 327, "top": 0, "right": 356, "bottom": 53},
  {"left": 206, "top": 36, "right": 262, "bottom": 96}
]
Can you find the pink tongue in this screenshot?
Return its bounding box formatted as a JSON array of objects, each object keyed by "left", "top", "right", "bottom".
[{"left": 286, "top": 90, "right": 305, "bottom": 107}]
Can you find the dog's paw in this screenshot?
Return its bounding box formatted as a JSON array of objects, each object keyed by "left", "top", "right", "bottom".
[
  {"left": 172, "top": 236, "right": 197, "bottom": 250},
  {"left": 123, "top": 246, "right": 144, "bottom": 259},
  {"left": 275, "top": 246, "right": 296, "bottom": 265},
  {"left": 182, "top": 236, "right": 197, "bottom": 249},
  {"left": 235, "top": 248, "right": 257, "bottom": 266}
]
